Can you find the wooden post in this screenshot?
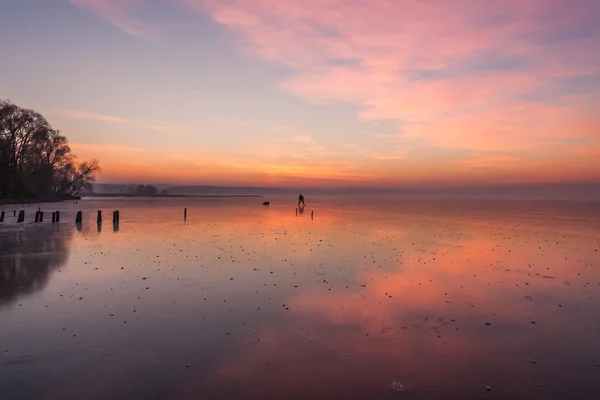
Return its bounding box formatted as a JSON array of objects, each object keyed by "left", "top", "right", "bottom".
[
  {"left": 52, "top": 212, "right": 56, "bottom": 223},
  {"left": 13, "top": 210, "right": 16, "bottom": 217},
  {"left": 97, "top": 210, "right": 102, "bottom": 224},
  {"left": 0, "top": 211, "right": 4, "bottom": 222},
  {"left": 56, "top": 210, "right": 60, "bottom": 222},
  {"left": 76, "top": 211, "right": 82, "bottom": 224},
  {"left": 311, "top": 210, "right": 314, "bottom": 220},
  {"left": 35, "top": 211, "right": 40, "bottom": 223},
  {"left": 18, "top": 210, "right": 25, "bottom": 223},
  {"left": 184, "top": 208, "right": 187, "bottom": 221},
  {"left": 39, "top": 211, "right": 44, "bottom": 222}
]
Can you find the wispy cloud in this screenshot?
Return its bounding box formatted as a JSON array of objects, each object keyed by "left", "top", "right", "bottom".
[
  {"left": 146, "top": 124, "right": 173, "bottom": 132},
  {"left": 273, "top": 124, "right": 294, "bottom": 132},
  {"left": 367, "top": 153, "right": 407, "bottom": 161},
  {"left": 70, "top": 142, "right": 145, "bottom": 152},
  {"left": 270, "top": 124, "right": 317, "bottom": 146},
  {"left": 457, "top": 154, "right": 520, "bottom": 169},
  {"left": 289, "top": 135, "right": 315, "bottom": 144},
  {"left": 369, "top": 133, "right": 403, "bottom": 140},
  {"left": 49, "top": 108, "right": 190, "bottom": 138},
  {"left": 50, "top": 109, "right": 131, "bottom": 123},
  {"left": 218, "top": 119, "right": 251, "bottom": 127},
  {"left": 69, "top": 0, "right": 150, "bottom": 37}
]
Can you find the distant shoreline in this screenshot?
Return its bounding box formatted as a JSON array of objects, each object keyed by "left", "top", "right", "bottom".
[
  {"left": 0, "top": 195, "right": 80, "bottom": 206},
  {"left": 81, "top": 193, "right": 263, "bottom": 198}
]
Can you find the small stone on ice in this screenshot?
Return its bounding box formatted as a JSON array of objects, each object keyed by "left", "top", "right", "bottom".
[{"left": 389, "top": 380, "right": 404, "bottom": 392}]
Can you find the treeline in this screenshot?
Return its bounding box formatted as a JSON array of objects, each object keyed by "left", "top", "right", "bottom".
[
  {"left": 137, "top": 185, "right": 159, "bottom": 196},
  {"left": 84, "top": 184, "right": 168, "bottom": 196},
  {"left": 0, "top": 100, "right": 100, "bottom": 202}
]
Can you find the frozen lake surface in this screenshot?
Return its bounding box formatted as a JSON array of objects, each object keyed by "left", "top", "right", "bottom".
[{"left": 1, "top": 196, "right": 600, "bottom": 399}]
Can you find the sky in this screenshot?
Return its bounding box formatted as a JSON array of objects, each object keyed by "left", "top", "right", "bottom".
[{"left": 1, "top": 0, "right": 599, "bottom": 188}]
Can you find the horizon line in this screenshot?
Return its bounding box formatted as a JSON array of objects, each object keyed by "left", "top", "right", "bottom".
[{"left": 93, "top": 181, "right": 600, "bottom": 191}]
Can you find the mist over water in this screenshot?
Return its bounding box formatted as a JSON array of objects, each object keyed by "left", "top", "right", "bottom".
[
  {"left": 93, "top": 182, "right": 600, "bottom": 200},
  {"left": 1, "top": 196, "right": 600, "bottom": 399}
]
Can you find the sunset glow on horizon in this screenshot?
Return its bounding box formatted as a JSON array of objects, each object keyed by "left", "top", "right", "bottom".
[{"left": 2, "top": 0, "right": 599, "bottom": 187}]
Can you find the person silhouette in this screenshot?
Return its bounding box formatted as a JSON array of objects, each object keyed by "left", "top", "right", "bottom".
[{"left": 298, "top": 194, "right": 305, "bottom": 207}]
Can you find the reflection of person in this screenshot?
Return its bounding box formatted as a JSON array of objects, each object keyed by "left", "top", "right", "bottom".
[{"left": 298, "top": 194, "right": 305, "bottom": 207}]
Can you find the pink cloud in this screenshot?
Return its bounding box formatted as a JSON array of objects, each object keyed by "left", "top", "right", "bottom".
[
  {"left": 69, "top": 0, "right": 149, "bottom": 36},
  {"left": 183, "top": 0, "right": 600, "bottom": 154},
  {"left": 69, "top": 142, "right": 145, "bottom": 152},
  {"left": 50, "top": 108, "right": 132, "bottom": 123},
  {"left": 403, "top": 99, "right": 600, "bottom": 152},
  {"left": 190, "top": 0, "right": 533, "bottom": 69},
  {"left": 193, "top": 0, "right": 600, "bottom": 71}
]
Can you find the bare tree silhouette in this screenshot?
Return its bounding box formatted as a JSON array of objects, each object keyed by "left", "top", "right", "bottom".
[{"left": 0, "top": 99, "right": 100, "bottom": 201}]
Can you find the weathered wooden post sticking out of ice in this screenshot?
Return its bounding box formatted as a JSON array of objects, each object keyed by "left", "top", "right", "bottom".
[
  {"left": 56, "top": 211, "right": 60, "bottom": 222},
  {"left": 18, "top": 210, "right": 25, "bottom": 223},
  {"left": 112, "top": 210, "right": 120, "bottom": 224},
  {"left": 0, "top": 211, "right": 4, "bottom": 222},
  {"left": 39, "top": 211, "right": 44, "bottom": 222},
  {"left": 52, "top": 212, "right": 56, "bottom": 223},
  {"left": 311, "top": 210, "right": 314, "bottom": 220},
  {"left": 97, "top": 210, "right": 102, "bottom": 224},
  {"left": 184, "top": 208, "right": 187, "bottom": 221},
  {"left": 75, "top": 211, "right": 83, "bottom": 224},
  {"left": 35, "top": 211, "right": 40, "bottom": 223}
]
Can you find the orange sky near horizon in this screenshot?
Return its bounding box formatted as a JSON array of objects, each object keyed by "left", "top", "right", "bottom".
[{"left": 69, "top": 140, "right": 600, "bottom": 188}]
